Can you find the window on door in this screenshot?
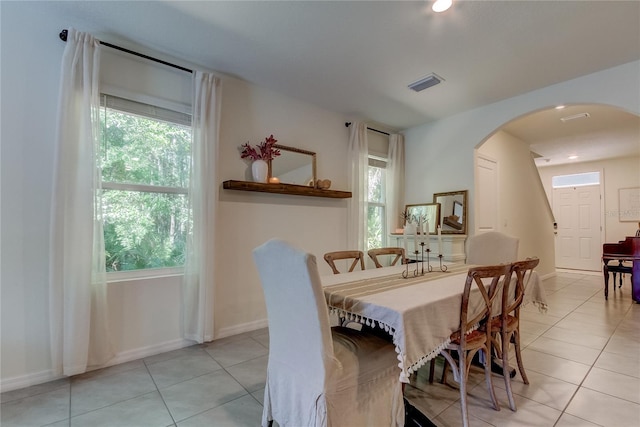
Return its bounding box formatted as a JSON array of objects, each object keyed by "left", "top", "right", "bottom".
[{"left": 552, "top": 171, "right": 600, "bottom": 188}]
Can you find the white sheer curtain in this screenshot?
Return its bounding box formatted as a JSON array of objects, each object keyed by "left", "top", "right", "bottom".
[
  {"left": 347, "top": 122, "right": 369, "bottom": 251},
  {"left": 50, "top": 28, "right": 113, "bottom": 376},
  {"left": 182, "top": 72, "right": 221, "bottom": 343},
  {"left": 386, "top": 133, "right": 405, "bottom": 235}
]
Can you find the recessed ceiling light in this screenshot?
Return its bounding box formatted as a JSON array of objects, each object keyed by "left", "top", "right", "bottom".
[
  {"left": 432, "top": 0, "right": 453, "bottom": 13},
  {"left": 555, "top": 105, "right": 566, "bottom": 110},
  {"left": 568, "top": 155, "right": 578, "bottom": 160},
  {"left": 560, "top": 112, "right": 590, "bottom": 122}
]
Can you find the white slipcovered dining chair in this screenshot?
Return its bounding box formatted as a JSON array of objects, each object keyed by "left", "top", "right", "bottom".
[
  {"left": 253, "top": 239, "right": 404, "bottom": 427},
  {"left": 466, "top": 231, "right": 519, "bottom": 265}
]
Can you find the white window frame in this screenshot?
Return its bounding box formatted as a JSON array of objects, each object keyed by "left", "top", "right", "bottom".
[
  {"left": 100, "top": 94, "right": 192, "bottom": 280},
  {"left": 367, "top": 155, "right": 388, "bottom": 250}
]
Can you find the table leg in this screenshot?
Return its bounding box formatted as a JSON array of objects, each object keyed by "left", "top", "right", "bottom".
[{"left": 603, "top": 263, "right": 609, "bottom": 300}]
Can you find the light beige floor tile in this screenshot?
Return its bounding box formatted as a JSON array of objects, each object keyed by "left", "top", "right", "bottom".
[
  {"left": 554, "top": 412, "right": 602, "bottom": 426},
  {"left": 565, "top": 387, "right": 640, "bottom": 427},
  {"left": 541, "top": 326, "right": 609, "bottom": 350},
  {"left": 251, "top": 331, "right": 270, "bottom": 348},
  {"left": 521, "top": 349, "right": 590, "bottom": 384},
  {"left": 594, "top": 351, "right": 640, "bottom": 378},
  {"left": 527, "top": 336, "right": 601, "bottom": 365},
  {"left": 518, "top": 331, "right": 539, "bottom": 348},
  {"left": 433, "top": 404, "right": 493, "bottom": 427},
  {"left": 562, "top": 311, "right": 623, "bottom": 328},
  {"left": 70, "top": 366, "right": 156, "bottom": 416},
  {"left": 251, "top": 387, "right": 265, "bottom": 405},
  {"left": 42, "top": 419, "right": 71, "bottom": 427},
  {"left": 582, "top": 367, "right": 640, "bottom": 404},
  {"left": 160, "top": 370, "right": 247, "bottom": 422},
  {"left": 553, "top": 318, "right": 617, "bottom": 338},
  {"left": 603, "top": 335, "right": 640, "bottom": 357},
  {"left": 405, "top": 378, "right": 464, "bottom": 420},
  {"left": 177, "top": 394, "right": 263, "bottom": 427},
  {"left": 576, "top": 299, "right": 632, "bottom": 314},
  {"left": 0, "top": 386, "right": 70, "bottom": 427},
  {"left": 614, "top": 323, "right": 640, "bottom": 341},
  {"left": 147, "top": 350, "right": 222, "bottom": 389},
  {"left": 204, "top": 336, "right": 268, "bottom": 367},
  {"left": 143, "top": 344, "right": 205, "bottom": 365},
  {"left": 492, "top": 369, "right": 579, "bottom": 411},
  {"left": 464, "top": 383, "right": 562, "bottom": 426},
  {"left": 519, "top": 310, "right": 562, "bottom": 326},
  {"left": 225, "top": 355, "right": 268, "bottom": 393},
  {"left": 70, "top": 391, "right": 173, "bottom": 427},
  {"left": 519, "top": 319, "right": 554, "bottom": 336}
]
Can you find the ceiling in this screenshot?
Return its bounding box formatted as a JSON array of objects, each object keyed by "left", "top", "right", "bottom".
[{"left": 45, "top": 0, "right": 640, "bottom": 165}]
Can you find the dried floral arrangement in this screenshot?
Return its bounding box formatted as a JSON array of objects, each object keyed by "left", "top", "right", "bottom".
[{"left": 240, "top": 135, "right": 281, "bottom": 161}]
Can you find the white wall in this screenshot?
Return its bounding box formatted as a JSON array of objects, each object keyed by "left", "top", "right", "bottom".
[
  {"left": 404, "top": 60, "right": 640, "bottom": 277},
  {"left": 538, "top": 156, "right": 640, "bottom": 243},
  {"left": 0, "top": 2, "right": 350, "bottom": 390},
  {"left": 477, "top": 131, "right": 556, "bottom": 274}
]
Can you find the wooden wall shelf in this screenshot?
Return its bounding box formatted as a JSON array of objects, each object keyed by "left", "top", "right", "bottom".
[{"left": 223, "top": 180, "right": 352, "bottom": 199}]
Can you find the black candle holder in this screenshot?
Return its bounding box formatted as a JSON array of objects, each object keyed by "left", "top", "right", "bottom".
[
  {"left": 402, "top": 249, "right": 421, "bottom": 278},
  {"left": 438, "top": 254, "right": 448, "bottom": 272}
]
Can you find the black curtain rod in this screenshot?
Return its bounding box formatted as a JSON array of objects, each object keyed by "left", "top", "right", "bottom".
[
  {"left": 59, "top": 29, "right": 193, "bottom": 74},
  {"left": 344, "top": 122, "right": 390, "bottom": 136}
]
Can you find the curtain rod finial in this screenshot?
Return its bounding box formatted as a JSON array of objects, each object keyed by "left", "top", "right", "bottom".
[
  {"left": 59, "top": 29, "right": 68, "bottom": 42},
  {"left": 345, "top": 122, "right": 351, "bottom": 128}
]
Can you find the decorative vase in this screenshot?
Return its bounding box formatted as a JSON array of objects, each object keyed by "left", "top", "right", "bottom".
[{"left": 251, "top": 159, "right": 269, "bottom": 183}]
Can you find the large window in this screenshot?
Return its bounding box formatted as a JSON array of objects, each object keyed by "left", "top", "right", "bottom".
[
  {"left": 367, "top": 157, "right": 387, "bottom": 250},
  {"left": 100, "top": 95, "right": 192, "bottom": 272}
]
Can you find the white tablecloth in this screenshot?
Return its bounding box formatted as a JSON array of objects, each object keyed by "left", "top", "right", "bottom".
[{"left": 322, "top": 263, "right": 547, "bottom": 382}]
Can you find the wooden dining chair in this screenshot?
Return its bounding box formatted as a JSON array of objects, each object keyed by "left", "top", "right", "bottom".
[
  {"left": 489, "top": 257, "right": 539, "bottom": 411},
  {"left": 430, "top": 264, "right": 511, "bottom": 427},
  {"left": 368, "top": 247, "right": 405, "bottom": 268},
  {"left": 323, "top": 250, "right": 365, "bottom": 274}
]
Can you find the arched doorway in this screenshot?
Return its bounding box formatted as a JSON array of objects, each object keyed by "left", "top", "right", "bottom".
[{"left": 475, "top": 104, "right": 640, "bottom": 271}]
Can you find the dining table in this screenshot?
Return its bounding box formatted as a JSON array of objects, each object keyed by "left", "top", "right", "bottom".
[{"left": 321, "top": 262, "right": 548, "bottom": 383}]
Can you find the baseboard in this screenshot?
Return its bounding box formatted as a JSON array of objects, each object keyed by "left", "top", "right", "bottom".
[
  {"left": 0, "top": 369, "right": 65, "bottom": 394},
  {"left": 215, "top": 318, "right": 269, "bottom": 339},
  {"left": 104, "top": 338, "right": 193, "bottom": 368},
  {"left": 0, "top": 338, "right": 193, "bottom": 393},
  {"left": 539, "top": 271, "right": 557, "bottom": 281}
]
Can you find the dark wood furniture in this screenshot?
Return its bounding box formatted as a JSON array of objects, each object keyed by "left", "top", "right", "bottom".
[
  {"left": 323, "top": 250, "right": 365, "bottom": 274},
  {"left": 430, "top": 265, "right": 510, "bottom": 426},
  {"left": 223, "top": 180, "right": 351, "bottom": 198},
  {"left": 367, "top": 247, "right": 405, "bottom": 268},
  {"left": 602, "top": 236, "right": 640, "bottom": 302},
  {"left": 490, "top": 258, "right": 539, "bottom": 412}
]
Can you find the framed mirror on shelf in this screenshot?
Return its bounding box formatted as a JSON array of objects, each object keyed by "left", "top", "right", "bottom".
[
  {"left": 433, "top": 190, "right": 468, "bottom": 234},
  {"left": 404, "top": 203, "right": 441, "bottom": 234},
  {"left": 268, "top": 145, "right": 316, "bottom": 186}
]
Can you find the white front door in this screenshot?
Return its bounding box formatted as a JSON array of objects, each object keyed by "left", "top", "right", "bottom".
[{"left": 553, "top": 185, "right": 602, "bottom": 271}]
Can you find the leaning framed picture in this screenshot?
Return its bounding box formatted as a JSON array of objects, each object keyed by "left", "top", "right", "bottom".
[{"left": 618, "top": 187, "right": 640, "bottom": 221}]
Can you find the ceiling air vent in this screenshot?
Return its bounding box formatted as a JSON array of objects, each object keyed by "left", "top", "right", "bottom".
[
  {"left": 408, "top": 73, "right": 444, "bottom": 92},
  {"left": 560, "top": 112, "right": 590, "bottom": 122}
]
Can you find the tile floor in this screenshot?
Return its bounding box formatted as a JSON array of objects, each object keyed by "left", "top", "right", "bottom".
[{"left": 2, "top": 271, "right": 639, "bottom": 426}]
